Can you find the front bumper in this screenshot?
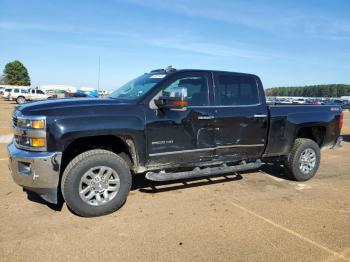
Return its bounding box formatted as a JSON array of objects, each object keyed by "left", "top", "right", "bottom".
[{"left": 7, "top": 142, "right": 62, "bottom": 204}]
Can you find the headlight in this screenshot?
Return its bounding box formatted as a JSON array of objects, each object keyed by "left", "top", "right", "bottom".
[
  {"left": 14, "top": 136, "right": 46, "bottom": 148},
  {"left": 13, "top": 114, "right": 47, "bottom": 151},
  {"left": 17, "top": 118, "right": 46, "bottom": 129}
]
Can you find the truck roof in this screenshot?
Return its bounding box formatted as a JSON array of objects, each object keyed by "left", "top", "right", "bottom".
[{"left": 149, "top": 67, "right": 259, "bottom": 79}]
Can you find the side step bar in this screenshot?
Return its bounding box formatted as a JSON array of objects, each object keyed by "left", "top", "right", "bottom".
[{"left": 145, "top": 160, "right": 262, "bottom": 182}]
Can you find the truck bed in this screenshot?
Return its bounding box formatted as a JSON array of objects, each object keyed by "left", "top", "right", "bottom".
[{"left": 263, "top": 105, "right": 342, "bottom": 157}]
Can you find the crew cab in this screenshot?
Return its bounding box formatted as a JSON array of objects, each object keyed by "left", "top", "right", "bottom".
[{"left": 7, "top": 68, "right": 343, "bottom": 217}]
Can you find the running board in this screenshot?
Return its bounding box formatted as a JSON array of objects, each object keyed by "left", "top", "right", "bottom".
[{"left": 145, "top": 160, "right": 262, "bottom": 182}]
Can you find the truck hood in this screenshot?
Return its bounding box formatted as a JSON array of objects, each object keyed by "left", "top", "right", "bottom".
[{"left": 17, "top": 98, "right": 134, "bottom": 116}]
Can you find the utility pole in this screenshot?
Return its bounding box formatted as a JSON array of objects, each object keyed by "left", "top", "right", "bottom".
[{"left": 97, "top": 56, "right": 101, "bottom": 92}]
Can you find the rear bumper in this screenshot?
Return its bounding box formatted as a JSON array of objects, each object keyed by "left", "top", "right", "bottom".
[
  {"left": 332, "top": 136, "right": 343, "bottom": 149},
  {"left": 7, "top": 142, "right": 62, "bottom": 204}
]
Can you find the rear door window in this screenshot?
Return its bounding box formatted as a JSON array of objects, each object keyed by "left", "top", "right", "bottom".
[{"left": 214, "top": 74, "right": 260, "bottom": 106}]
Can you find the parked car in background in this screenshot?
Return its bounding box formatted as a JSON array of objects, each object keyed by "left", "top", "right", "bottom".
[
  {"left": 98, "top": 90, "right": 110, "bottom": 97},
  {"left": 27, "top": 89, "right": 50, "bottom": 102},
  {"left": 293, "top": 98, "right": 306, "bottom": 104},
  {"left": 2, "top": 88, "right": 12, "bottom": 99},
  {"left": 77, "top": 89, "right": 99, "bottom": 97},
  {"left": 306, "top": 99, "right": 320, "bottom": 105},
  {"left": 9, "top": 88, "right": 30, "bottom": 103},
  {"left": 7, "top": 88, "right": 50, "bottom": 104},
  {"left": 342, "top": 101, "right": 350, "bottom": 110},
  {"left": 65, "top": 92, "right": 89, "bottom": 98}
]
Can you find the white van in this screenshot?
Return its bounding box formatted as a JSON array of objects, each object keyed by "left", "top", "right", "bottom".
[{"left": 9, "top": 88, "right": 30, "bottom": 103}]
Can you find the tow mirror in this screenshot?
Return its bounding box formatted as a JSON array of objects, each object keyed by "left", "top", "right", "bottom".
[{"left": 155, "top": 86, "right": 188, "bottom": 109}]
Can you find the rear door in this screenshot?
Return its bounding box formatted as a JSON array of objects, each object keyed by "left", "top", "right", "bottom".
[
  {"left": 30, "top": 89, "right": 36, "bottom": 100},
  {"left": 12, "top": 89, "right": 19, "bottom": 99},
  {"left": 212, "top": 73, "right": 268, "bottom": 161}
]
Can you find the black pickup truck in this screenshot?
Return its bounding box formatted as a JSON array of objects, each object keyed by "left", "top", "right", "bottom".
[{"left": 8, "top": 67, "right": 343, "bottom": 217}]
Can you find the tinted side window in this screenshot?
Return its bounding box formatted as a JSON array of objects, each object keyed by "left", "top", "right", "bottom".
[
  {"left": 31, "top": 90, "right": 35, "bottom": 94},
  {"left": 37, "top": 90, "right": 44, "bottom": 94},
  {"left": 163, "top": 76, "right": 209, "bottom": 106},
  {"left": 21, "top": 89, "right": 28, "bottom": 93},
  {"left": 215, "top": 75, "right": 259, "bottom": 106},
  {"left": 14, "top": 89, "right": 19, "bottom": 93}
]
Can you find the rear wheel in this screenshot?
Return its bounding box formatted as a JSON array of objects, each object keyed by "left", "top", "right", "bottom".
[
  {"left": 61, "top": 149, "right": 132, "bottom": 217},
  {"left": 285, "top": 138, "right": 320, "bottom": 181},
  {"left": 16, "top": 96, "right": 26, "bottom": 104}
]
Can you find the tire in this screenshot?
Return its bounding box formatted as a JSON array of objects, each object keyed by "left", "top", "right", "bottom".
[
  {"left": 16, "top": 96, "right": 26, "bottom": 104},
  {"left": 61, "top": 149, "right": 132, "bottom": 217},
  {"left": 285, "top": 138, "right": 321, "bottom": 181}
]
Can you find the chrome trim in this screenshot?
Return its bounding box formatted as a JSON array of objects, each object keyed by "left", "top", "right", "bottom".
[
  {"left": 189, "top": 103, "right": 262, "bottom": 108},
  {"left": 13, "top": 111, "right": 46, "bottom": 122},
  {"left": 198, "top": 115, "right": 215, "bottom": 120},
  {"left": 12, "top": 126, "right": 46, "bottom": 137},
  {"left": 7, "top": 142, "right": 62, "bottom": 203},
  {"left": 254, "top": 114, "right": 267, "bottom": 118},
  {"left": 149, "top": 144, "right": 265, "bottom": 157},
  {"left": 13, "top": 140, "right": 47, "bottom": 152}
]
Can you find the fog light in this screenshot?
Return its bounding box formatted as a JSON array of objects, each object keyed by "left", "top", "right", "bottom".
[
  {"left": 31, "top": 120, "right": 45, "bottom": 129},
  {"left": 31, "top": 138, "right": 46, "bottom": 147},
  {"left": 18, "top": 161, "right": 31, "bottom": 176}
]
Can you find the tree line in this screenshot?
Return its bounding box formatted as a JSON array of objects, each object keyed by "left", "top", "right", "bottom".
[{"left": 265, "top": 84, "right": 350, "bottom": 97}]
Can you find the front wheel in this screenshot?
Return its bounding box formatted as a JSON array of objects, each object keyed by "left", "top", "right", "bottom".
[
  {"left": 285, "top": 138, "right": 321, "bottom": 181},
  {"left": 61, "top": 150, "right": 132, "bottom": 217},
  {"left": 16, "top": 96, "right": 26, "bottom": 104}
]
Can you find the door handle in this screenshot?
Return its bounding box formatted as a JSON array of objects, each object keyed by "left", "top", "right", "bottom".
[
  {"left": 198, "top": 115, "right": 215, "bottom": 120},
  {"left": 254, "top": 114, "right": 267, "bottom": 118}
]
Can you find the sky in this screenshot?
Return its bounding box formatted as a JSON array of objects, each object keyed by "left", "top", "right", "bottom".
[{"left": 0, "top": 0, "right": 349, "bottom": 90}]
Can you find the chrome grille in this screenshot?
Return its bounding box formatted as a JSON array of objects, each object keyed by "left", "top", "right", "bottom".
[{"left": 12, "top": 117, "right": 18, "bottom": 127}]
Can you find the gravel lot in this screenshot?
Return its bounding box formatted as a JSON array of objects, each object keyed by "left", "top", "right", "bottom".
[{"left": 0, "top": 99, "right": 349, "bottom": 262}]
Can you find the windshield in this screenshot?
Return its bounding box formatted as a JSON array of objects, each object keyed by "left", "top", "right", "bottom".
[{"left": 109, "top": 73, "right": 166, "bottom": 100}]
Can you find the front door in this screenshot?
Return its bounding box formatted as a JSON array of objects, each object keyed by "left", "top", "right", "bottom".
[
  {"left": 212, "top": 72, "right": 268, "bottom": 161},
  {"left": 145, "top": 71, "right": 217, "bottom": 167}
]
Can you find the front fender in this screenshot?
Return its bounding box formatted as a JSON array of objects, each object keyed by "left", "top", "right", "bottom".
[{"left": 48, "top": 114, "right": 145, "bottom": 151}]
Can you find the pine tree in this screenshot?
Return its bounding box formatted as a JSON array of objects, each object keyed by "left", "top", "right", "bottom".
[{"left": 3, "top": 60, "right": 31, "bottom": 86}]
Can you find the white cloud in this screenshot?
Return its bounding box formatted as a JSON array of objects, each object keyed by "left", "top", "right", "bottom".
[
  {"left": 124, "top": 0, "right": 350, "bottom": 39},
  {"left": 145, "top": 37, "right": 274, "bottom": 59},
  {"left": 0, "top": 21, "right": 279, "bottom": 60}
]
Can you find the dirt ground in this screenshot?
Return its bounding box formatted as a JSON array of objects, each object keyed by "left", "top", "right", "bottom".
[{"left": 0, "top": 99, "right": 349, "bottom": 262}]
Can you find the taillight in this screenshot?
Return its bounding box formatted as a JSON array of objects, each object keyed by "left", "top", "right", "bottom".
[{"left": 339, "top": 111, "right": 343, "bottom": 130}]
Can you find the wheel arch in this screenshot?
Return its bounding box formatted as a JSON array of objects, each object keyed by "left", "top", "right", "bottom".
[
  {"left": 295, "top": 126, "right": 326, "bottom": 148},
  {"left": 60, "top": 135, "right": 139, "bottom": 175}
]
